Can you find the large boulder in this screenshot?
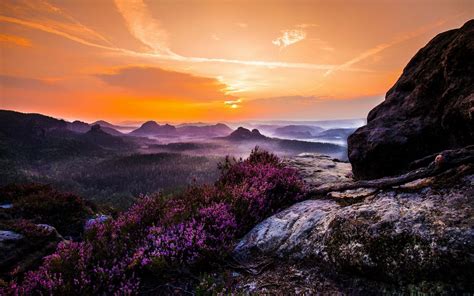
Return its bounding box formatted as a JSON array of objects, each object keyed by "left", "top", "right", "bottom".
[
  {"left": 348, "top": 20, "right": 474, "bottom": 180},
  {"left": 233, "top": 164, "right": 474, "bottom": 289}
]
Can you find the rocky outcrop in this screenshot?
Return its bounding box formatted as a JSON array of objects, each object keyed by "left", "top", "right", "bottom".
[
  {"left": 0, "top": 225, "right": 63, "bottom": 279},
  {"left": 227, "top": 127, "right": 267, "bottom": 141},
  {"left": 129, "top": 121, "right": 177, "bottom": 137},
  {"left": 233, "top": 154, "right": 474, "bottom": 292},
  {"left": 348, "top": 20, "right": 474, "bottom": 180},
  {"left": 283, "top": 154, "right": 352, "bottom": 187}
]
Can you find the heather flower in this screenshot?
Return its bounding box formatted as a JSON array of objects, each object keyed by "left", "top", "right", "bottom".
[
  {"left": 9, "top": 148, "right": 305, "bottom": 294},
  {"left": 141, "top": 219, "right": 208, "bottom": 268}
]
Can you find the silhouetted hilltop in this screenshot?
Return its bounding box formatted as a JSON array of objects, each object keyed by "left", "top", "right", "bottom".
[
  {"left": 223, "top": 127, "right": 344, "bottom": 155},
  {"left": 177, "top": 123, "right": 232, "bottom": 137},
  {"left": 0, "top": 110, "right": 133, "bottom": 161},
  {"left": 227, "top": 127, "right": 267, "bottom": 141},
  {"left": 81, "top": 125, "right": 126, "bottom": 148},
  {"left": 67, "top": 120, "right": 123, "bottom": 136},
  {"left": 274, "top": 125, "right": 324, "bottom": 139},
  {"left": 91, "top": 120, "right": 129, "bottom": 131},
  {"left": 130, "top": 121, "right": 232, "bottom": 138},
  {"left": 67, "top": 120, "right": 90, "bottom": 133},
  {"left": 129, "top": 121, "right": 177, "bottom": 136},
  {"left": 0, "top": 110, "right": 68, "bottom": 140}
]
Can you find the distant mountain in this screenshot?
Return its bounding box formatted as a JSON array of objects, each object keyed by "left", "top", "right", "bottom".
[
  {"left": 129, "top": 121, "right": 177, "bottom": 137},
  {"left": 129, "top": 121, "right": 232, "bottom": 138},
  {"left": 0, "top": 110, "right": 133, "bottom": 161},
  {"left": 316, "top": 128, "right": 356, "bottom": 139},
  {"left": 178, "top": 123, "right": 232, "bottom": 137},
  {"left": 100, "top": 127, "right": 123, "bottom": 137},
  {"left": 81, "top": 125, "right": 126, "bottom": 148},
  {"left": 177, "top": 122, "right": 209, "bottom": 127},
  {"left": 222, "top": 127, "right": 344, "bottom": 155},
  {"left": 0, "top": 110, "right": 68, "bottom": 140},
  {"left": 91, "top": 120, "right": 133, "bottom": 132},
  {"left": 226, "top": 127, "right": 267, "bottom": 141},
  {"left": 67, "top": 120, "right": 123, "bottom": 136},
  {"left": 67, "top": 120, "right": 90, "bottom": 133},
  {"left": 274, "top": 125, "right": 325, "bottom": 139}
]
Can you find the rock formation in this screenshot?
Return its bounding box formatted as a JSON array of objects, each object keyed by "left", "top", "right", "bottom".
[
  {"left": 0, "top": 225, "right": 63, "bottom": 279},
  {"left": 233, "top": 20, "right": 474, "bottom": 294},
  {"left": 227, "top": 127, "right": 267, "bottom": 141},
  {"left": 233, "top": 154, "right": 474, "bottom": 293},
  {"left": 348, "top": 20, "right": 474, "bottom": 180}
]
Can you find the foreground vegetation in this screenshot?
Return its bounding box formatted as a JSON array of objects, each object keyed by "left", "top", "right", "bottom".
[{"left": 2, "top": 148, "right": 306, "bottom": 295}]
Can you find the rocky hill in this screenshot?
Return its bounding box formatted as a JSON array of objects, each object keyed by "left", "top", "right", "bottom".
[
  {"left": 348, "top": 19, "right": 474, "bottom": 180},
  {"left": 129, "top": 121, "right": 177, "bottom": 136},
  {"left": 222, "top": 127, "right": 345, "bottom": 156},
  {"left": 231, "top": 20, "right": 474, "bottom": 294}
]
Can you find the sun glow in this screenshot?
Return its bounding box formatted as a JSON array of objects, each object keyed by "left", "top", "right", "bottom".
[{"left": 0, "top": 0, "right": 472, "bottom": 122}]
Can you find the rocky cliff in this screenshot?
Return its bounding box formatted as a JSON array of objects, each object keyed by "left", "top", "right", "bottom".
[{"left": 348, "top": 20, "right": 473, "bottom": 180}]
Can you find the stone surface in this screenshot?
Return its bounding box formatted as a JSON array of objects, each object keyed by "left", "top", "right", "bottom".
[
  {"left": 283, "top": 154, "right": 352, "bottom": 187},
  {"left": 348, "top": 20, "right": 474, "bottom": 180},
  {"left": 0, "top": 224, "right": 63, "bottom": 278},
  {"left": 234, "top": 166, "right": 474, "bottom": 287}
]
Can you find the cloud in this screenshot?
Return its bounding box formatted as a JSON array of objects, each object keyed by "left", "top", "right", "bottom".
[
  {"left": 114, "top": 0, "right": 174, "bottom": 55},
  {"left": 0, "top": 74, "right": 57, "bottom": 90},
  {"left": 0, "top": 0, "right": 369, "bottom": 73},
  {"left": 0, "top": 15, "right": 114, "bottom": 51},
  {"left": 324, "top": 18, "right": 450, "bottom": 76},
  {"left": 296, "top": 23, "right": 318, "bottom": 29},
  {"left": 95, "top": 66, "right": 233, "bottom": 101},
  {"left": 235, "top": 22, "right": 248, "bottom": 28},
  {"left": 0, "top": 0, "right": 114, "bottom": 47},
  {"left": 272, "top": 29, "right": 306, "bottom": 48},
  {"left": 0, "top": 34, "right": 32, "bottom": 47},
  {"left": 224, "top": 99, "right": 242, "bottom": 109}
]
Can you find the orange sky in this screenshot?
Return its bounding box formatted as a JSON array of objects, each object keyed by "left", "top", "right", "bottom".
[{"left": 0, "top": 0, "right": 473, "bottom": 123}]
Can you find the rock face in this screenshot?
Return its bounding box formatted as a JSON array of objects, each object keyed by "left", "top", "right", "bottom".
[
  {"left": 348, "top": 20, "right": 474, "bottom": 180},
  {"left": 0, "top": 225, "right": 63, "bottom": 279},
  {"left": 283, "top": 154, "right": 352, "bottom": 187},
  {"left": 234, "top": 161, "right": 474, "bottom": 289}
]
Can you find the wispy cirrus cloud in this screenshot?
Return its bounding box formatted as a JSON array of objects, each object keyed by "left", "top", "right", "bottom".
[
  {"left": 114, "top": 0, "right": 174, "bottom": 55},
  {"left": 0, "top": 0, "right": 369, "bottom": 73},
  {"left": 0, "top": 34, "right": 32, "bottom": 47},
  {"left": 272, "top": 29, "right": 306, "bottom": 49},
  {"left": 324, "top": 18, "right": 451, "bottom": 76},
  {"left": 0, "top": 0, "right": 114, "bottom": 47}
]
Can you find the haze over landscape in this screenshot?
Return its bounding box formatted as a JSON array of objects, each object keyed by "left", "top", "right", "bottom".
[{"left": 0, "top": 1, "right": 473, "bottom": 295}]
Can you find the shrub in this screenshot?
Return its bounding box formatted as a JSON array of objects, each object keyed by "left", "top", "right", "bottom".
[
  {"left": 7, "top": 148, "right": 305, "bottom": 295},
  {"left": 217, "top": 148, "right": 305, "bottom": 231},
  {"left": 0, "top": 184, "right": 94, "bottom": 238}
]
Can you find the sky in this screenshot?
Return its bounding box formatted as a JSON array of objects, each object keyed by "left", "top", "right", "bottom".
[{"left": 0, "top": 0, "right": 473, "bottom": 123}]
